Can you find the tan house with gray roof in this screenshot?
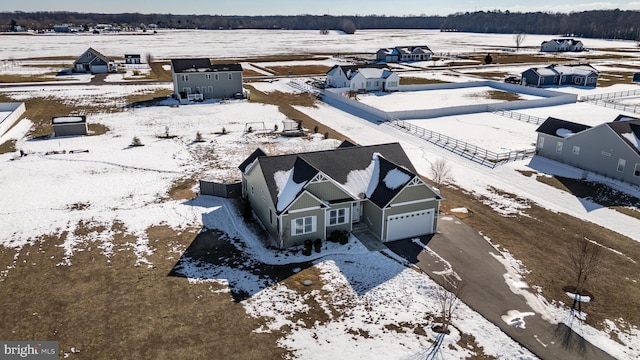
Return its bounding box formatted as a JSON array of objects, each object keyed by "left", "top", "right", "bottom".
[{"left": 239, "top": 142, "right": 442, "bottom": 248}]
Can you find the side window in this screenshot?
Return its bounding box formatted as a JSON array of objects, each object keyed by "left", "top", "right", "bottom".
[
  {"left": 572, "top": 146, "right": 580, "bottom": 155},
  {"left": 617, "top": 158, "right": 626, "bottom": 172},
  {"left": 556, "top": 141, "right": 563, "bottom": 153}
]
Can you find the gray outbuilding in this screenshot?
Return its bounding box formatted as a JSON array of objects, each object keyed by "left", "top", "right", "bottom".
[{"left": 52, "top": 116, "right": 88, "bottom": 137}]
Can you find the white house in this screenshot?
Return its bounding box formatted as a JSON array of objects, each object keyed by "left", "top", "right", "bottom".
[
  {"left": 376, "top": 46, "right": 433, "bottom": 63},
  {"left": 325, "top": 65, "right": 400, "bottom": 92},
  {"left": 540, "top": 39, "right": 584, "bottom": 52}
]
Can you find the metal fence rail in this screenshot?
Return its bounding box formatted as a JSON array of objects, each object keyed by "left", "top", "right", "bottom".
[
  {"left": 585, "top": 99, "right": 640, "bottom": 114},
  {"left": 580, "top": 89, "right": 640, "bottom": 102},
  {"left": 489, "top": 107, "right": 546, "bottom": 125},
  {"left": 386, "top": 119, "right": 536, "bottom": 168}
]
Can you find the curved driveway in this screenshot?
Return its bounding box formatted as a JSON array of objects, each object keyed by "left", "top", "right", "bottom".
[{"left": 385, "top": 215, "right": 614, "bottom": 360}]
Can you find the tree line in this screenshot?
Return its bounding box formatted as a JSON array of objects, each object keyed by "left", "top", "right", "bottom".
[{"left": 1, "top": 9, "right": 640, "bottom": 40}]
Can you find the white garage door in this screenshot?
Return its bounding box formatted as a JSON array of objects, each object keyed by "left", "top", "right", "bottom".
[{"left": 385, "top": 209, "right": 434, "bottom": 242}]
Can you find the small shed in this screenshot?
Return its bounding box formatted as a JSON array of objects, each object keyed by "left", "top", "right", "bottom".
[
  {"left": 125, "top": 54, "right": 141, "bottom": 64},
  {"left": 52, "top": 116, "right": 88, "bottom": 137}
]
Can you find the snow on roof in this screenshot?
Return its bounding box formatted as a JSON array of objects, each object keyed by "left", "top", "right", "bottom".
[
  {"left": 341, "top": 156, "right": 376, "bottom": 198},
  {"left": 534, "top": 67, "right": 558, "bottom": 76},
  {"left": 52, "top": 116, "right": 85, "bottom": 124},
  {"left": 275, "top": 168, "right": 307, "bottom": 212},
  {"left": 356, "top": 68, "right": 391, "bottom": 79},
  {"left": 555, "top": 128, "right": 574, "bottom": 138},
  {"left": 621, "top": 132, "right": 640, "bottom": 150},
  {"left": 365, "top": 153, "right": 381, "bottom": 198},
  {"left": 383, "top": 168, "right": 411, "bottom": 190}
]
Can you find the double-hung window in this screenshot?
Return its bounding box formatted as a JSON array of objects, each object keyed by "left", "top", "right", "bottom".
[
  {"left": 292, "top": 216, "right": 316, "bottom": 236},
  {"left": 328, "top": 208, "right": 348, "bottom": 226}
]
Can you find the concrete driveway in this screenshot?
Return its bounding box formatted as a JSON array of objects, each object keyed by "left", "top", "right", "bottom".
[{"left": 385, "top": 215, "right": 614, "bottom": 360}]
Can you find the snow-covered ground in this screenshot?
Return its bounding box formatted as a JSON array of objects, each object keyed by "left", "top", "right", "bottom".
[
  {"left": 1, "top": 30, "right": 640, "bottom": 359},
  {"left": 1, "top": 29, "right": 639, "bottom": 61}
]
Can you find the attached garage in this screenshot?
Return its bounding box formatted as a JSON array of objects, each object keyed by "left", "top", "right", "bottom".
[{"left": 385, "top": 209, "right": 434, "bottom": 242}]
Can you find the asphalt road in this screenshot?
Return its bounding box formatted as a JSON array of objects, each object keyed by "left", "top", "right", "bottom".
[{"left": 385, "top": 215, "right": 615, "bottom": 360}]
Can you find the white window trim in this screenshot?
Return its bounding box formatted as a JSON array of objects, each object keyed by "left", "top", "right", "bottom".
[
  {"left": 556, "top": 141, "right": 563, "bottom": 153},
  {"left": 634, "top": 163, "right": 640, "bottom": 177},
  {"left": 327, "top": 208, "right": 349, "bottom": 226},
  {"left": 572, "top": 146, "right": 580, "bottom": 155},
  {"left": 291, "top": 216, "right": 316, "bottom": 236},
  {"left": 617, "top": 158, "right": 626, "bottom": 172}
]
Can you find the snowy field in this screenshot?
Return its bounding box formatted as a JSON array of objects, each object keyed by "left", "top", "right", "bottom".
[
  {"left": 357, "top": 86, "right": 541, "bottom": 112},
  {"left": 1, "top": 30, "right": 640, "bottom": 359},
  {"left": 405, "top": 113, "right": 539, "bottom": 153},
  {"left": 1, "top": 29, "right": 640, "bottom": 61}
]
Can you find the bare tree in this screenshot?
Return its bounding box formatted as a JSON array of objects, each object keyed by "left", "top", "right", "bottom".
[
  {"left": 513, "top": 32, "right": 527, "bottom": 51},
  {"left": 430, "top": 158, "right": 451, "bottom": 187},
  {"left": 425, "top": 274, "right": 463, "bottom": 360},
  {"left": 567, "top": 237, "right": 602, "bottom": 313}
]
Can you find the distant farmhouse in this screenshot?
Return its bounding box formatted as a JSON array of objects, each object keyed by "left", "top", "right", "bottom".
[
  {"left": 124, "top": 54, "right": 142, "bottom": 64},
  {"left": 325, "top": 64, "right": 400, "bottom": 92},
  {"left": 239, "top": 142, "right": 442, "bottom": 248},
  {"left": 376, "top": 46, "right": 433, "bottom": 63},
  {"left": 536, "top": 115, "right": 640, "bottom": 186},
  {"left": 540, "top": 38, "right": 584, "bottom": 52},
  {"left": 53, "top": 24, "right": 83, "bottom": 33},
  {"left": 170, "top": 58, "right": 243, "bottom": 103},
  {"left": 521, "top": 64, "right": 598, "bottom": 87},
  {"left": 73, "top": 47, "right": 111, "bottom": 74}
]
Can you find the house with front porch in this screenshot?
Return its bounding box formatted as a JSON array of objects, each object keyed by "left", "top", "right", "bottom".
[
  {"left": 170, "top": 58, "right": 243, "bottom": 103},
  {"left": 73, "top": 47, "right": 111, "bottom": 73},
  {"left": 376, "top": 46, "right": 433, "bottom": 63},
  {"left": 239, "top": 142, "right": 442, "bottom": 249},
  {"left": 540, "top": 38, "right": 584, "bottom": 52},
  {"left": 521, "top": 64, "right": 598, "bottom": 87},
  {"left": 325, "top": 64, "right": 399, "bottom": 92}
]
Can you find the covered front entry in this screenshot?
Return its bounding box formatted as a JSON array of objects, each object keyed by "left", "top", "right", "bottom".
[{"left": 385, "top": 209, "right": 434, "bottom": 242}]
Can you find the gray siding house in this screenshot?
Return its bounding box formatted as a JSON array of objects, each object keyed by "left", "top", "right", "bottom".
[
  {"left": 52, "top": 116, "right": 88, "bottom": 137},
  {"left": 521, "top": 64, "right": 598, "bottom": 87},
  {"left": 73, "top": 47, "right": 110, "bottom": 73},
  {"left": 535, "top": 115, "right": 640, "bottom": 186},
  {"left": 376, "top": 46, "right": 433, "bottom": 63},
  {"left": 170, "top": 58, "right": 243, "bottom": 103},
  {"left": 239, "top": 142, "right": 442, "bottom": 249}
]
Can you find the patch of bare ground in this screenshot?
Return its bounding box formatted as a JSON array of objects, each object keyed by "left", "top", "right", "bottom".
[
  {"left": 597, "top": 71, "right": 636, "bottom": 86},
  {"left": 400, "top": 77, "right": 450, "bottom": 85},
  {"left": 534, "top": 174, "right": 640, "bottom": 220},
  {"left": 466, "top": 89, "right": 523, "bottom": 101},
  {"left": 166, "top": 177, "right": 198, "bottom": 201},
  {"left": 438, "top": 183, "right": 640, "bottom": 332},
  {"left": 244, "top": 85, "right": 352, "bottom": 143},
  {"left": 149, "top": 61, "right": 172, "bottom": 81},
  {"left": 265, "top": 65, "right": 331, "bottom": 76},
  {"left": 0, "top": 223, "right": 287, "bottom": 359},
  {"left": 234, "top": 55, "right": 330, "bottom": 63},
  {"left": 467, "top": 53, "right": 572, "bottom": 65},
  {"left": 0, "top": 73, "right": 68, "bottom": 83},
  {"left": 243, "top": 69, "right": 267, "bottom": 77},
  {"left": 457, "top": 332, "right": 497, "bottom": 360},
  {"left": 87, "top": 123, "right": 110, "bottom": 136},
  {"left": 0, "top": 139, "right": 16, "bottom": 154}
]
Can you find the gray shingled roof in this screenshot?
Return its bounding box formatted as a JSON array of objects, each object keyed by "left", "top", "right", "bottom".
[
  {"left": 536, "top": 117, "right": 592, "bottom": 137},
  {"left": 171, "top": 58, "right": 243, "bottom": 73},
  {"left": 244, "top": 143, "right": 423, "bottom": 213},
  {"left": 607, "top": 117, "right": 640, "bottom": 155}
]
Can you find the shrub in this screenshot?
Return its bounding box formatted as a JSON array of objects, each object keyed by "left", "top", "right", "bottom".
[
  {"left": 324, "top": 132, "right": 329, "bottom": 139},
  {"left": 241, "top": 197, "right": 253, "bottom": 221},
  {"left": 131, "top": 136, "right": 143, "bottom": 146},
  {"left": 313, "top": 125, "right": 319, "bottom": 133},
  {"left": 314, "top": 238, "right": 322, "bottom": 253},
  {"left": 329, "top": 230, "right": 348, "bottom": 244},
  {"left": 303, "top": 239, "right": 313, "bottom": 256},
  {"left": 274, "top": 124, "right": 279, "bottom": 131},
  {"left": 222, "top": 127, "right": 227, "bottom": 134},
  {"left": 195, "top": 131, "right": 204, "bottom": 142}
]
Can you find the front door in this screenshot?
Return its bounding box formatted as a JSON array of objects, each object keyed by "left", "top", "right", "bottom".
[{"left": 352, "top": 201, "right": 361, "bottom": 223}]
